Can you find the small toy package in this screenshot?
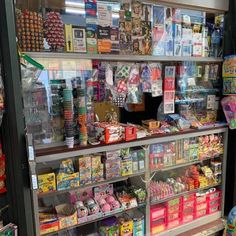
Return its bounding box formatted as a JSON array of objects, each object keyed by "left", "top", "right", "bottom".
[
  {"left": 221, "top": 96, "right": 236, "bottom": 129},
  {"left": 99, "top": 216, "right": 119, "bottom": 236},
  {"left": 56, "top": 159, "right": 80, "bottom": 191},
  {"left": 104, "top": 151, "right": 121, "bottom": 179},
  {"left": 121, "top": 156, "right": 133, "bottom": 176},
  {"left": 91, "top": 155, "right": 104, "bottom": 183},
  {"left": 116, "top": 189, "right": 138, "bottom": 210},
  {"left": 55, "top": 204, "right": 78, "bottom": 229},
  {"left": 38, "top": 173, "right": 56, "bottom": 193},
  {"left": 128, "top": 210, "right": 145, "bottom": 236},
  {"left": 57, "top": 172, "right": 80, "bottom": 191},
  {"left": 39, "top": 213, "right": 59, "bottom": 235},
  {"left": 77, "top": 156, "right": 92, "bottom": 185},
  {"left": 129, "top": 187, "right": 146, "bottom": 205},
  {"left": 94, "top": 184, "right": 122, "bottom": 216},
  {"left": 118, "top": 213, "right": 133, "bottom": 236},
  {"left": 73, "top": 187, "right": 102, "bottom": 222}
]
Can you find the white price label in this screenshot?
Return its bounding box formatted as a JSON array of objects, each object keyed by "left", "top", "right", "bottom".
[
  {"left": 28, "top": 146, "right": 35, "bottom": 161},
  {"left": 31, "top": 175, "right": 38, "bottom": 190}
]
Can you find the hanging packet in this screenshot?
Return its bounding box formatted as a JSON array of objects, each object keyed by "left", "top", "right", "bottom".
[
  {"left": 140, "top": 63, "right": 151, "bottom": 93},
  {"left": 150, "top": 63, "right": 162, "bottom": 97},
  {"left": 127, "top": 64, "right": 142, "bottom": 104},
  {"left": 20, "top": 53, "right": 44, "bottom": 91}
]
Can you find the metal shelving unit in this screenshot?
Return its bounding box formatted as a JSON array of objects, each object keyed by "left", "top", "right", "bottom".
[
  {"left": 21, "top": 1, "right": 229, "bottom": 235},
  {"left": 29, "top": 127, "right": 228, "bottom": 236},
  {"left": 25, "top": 52, "right": 223, "bottom": 63}
]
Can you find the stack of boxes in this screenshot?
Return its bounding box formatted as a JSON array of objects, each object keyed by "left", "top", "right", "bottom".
[
  {"left": 91, "top": 155, "right": 104, "bottom": 183},
  {"left": 104, "top": 150, "right": 121, "bottom": 179},
  {"left": 165, "top": 198, "right": 181, "bottom": 229},
  {"left": 181, "top": 193, "right": 195, "bottom": 223},
  {"left": 150, "top": 190, "right": 221, "bottom": 235},
  {"left": 150, "top": 205, "right": 166, "bottom": 235},
  {"left": 78, "top": 156, "right": 92, "bottom": 185}
]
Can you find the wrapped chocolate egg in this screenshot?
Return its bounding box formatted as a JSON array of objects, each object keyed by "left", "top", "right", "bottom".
[
  {"left": 110, "top": 200, "right": 120, "bottom": 210},
  {"left": 105, "top": 195, "right": 115, "bottom": 204},
  {"left": 77, "top": 206, "right": 88, "bottom": 218},
  {"left": 89, "top": 204, "right": 100, "bottom": 215},
  {"left": 84, "top": 198, "right": 95, "bottom": 206}
]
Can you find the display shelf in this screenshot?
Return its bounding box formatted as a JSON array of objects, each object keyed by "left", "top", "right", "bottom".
[
  {"left": 151, "top": 155, "right": 222, "bottom": 174},
  {"left": 35, "top": 126, "right": 227, "bottom": 163},
  {"left": 25, "top": 52, "right": 223, "bottom": 63},
  {"left": 177, "top": 218, "right": 225, "bottom": 236},
  {"left": 43, "top": 203, "right": 146, "bottom": 236},
  {"left": 158, "top": 211, "right": 222, "bottom": 236},
  {"left": 37, "top": 171, "right": 145, "bottom": 198},
  {"left": 150, "top": 183, "right": 221, "bottom": 205}
]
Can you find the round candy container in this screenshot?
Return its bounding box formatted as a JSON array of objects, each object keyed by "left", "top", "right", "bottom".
[
  {"left": 98, "top": 198, "right": 107, "bottom": 206},
  {"left": 75, "top": 201, "right": 84, "bottom": 208},
  {"left": 106, "top": 195, "right": 115, "bottom": 204},
  {"left": 101, "top": 203, "right": 111, "bottom": 213},
  {"left": 99, "top": 217, "right": 119, "bottom": 236},
  {"left": 84, "top": 198, "right": 95, "bottom": 206},
  {"left": 88, "top": 203, "right": 100, "bottom": 215},
  {"left": 110, "top": 200, "right": 120, "bottom": 210},
  {"left": 77, "top": 206, "right": 88, "bottom": 218}
]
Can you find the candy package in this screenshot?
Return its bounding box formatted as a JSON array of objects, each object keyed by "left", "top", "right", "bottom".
[
  {"left": 221, "top": 96, "right": 236, "bottom": 129},
  {"left": 127, "top": 64, "right": 142, "bottom": 104},
  {"left": 140, "top": 64, "right": 151, "bottom": 93}
]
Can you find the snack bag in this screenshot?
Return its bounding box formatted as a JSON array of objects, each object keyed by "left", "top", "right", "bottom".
[{"left": 20, "top": 53, "right": 44, "bottom": 91}]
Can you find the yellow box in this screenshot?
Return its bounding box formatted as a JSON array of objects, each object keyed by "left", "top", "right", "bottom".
[
  {"left": 142, "top": 119, "right": 160, "bottom": 130},
  {"left": 64, "top": 24, "right": 74, "bottom": 52},
  {"left": 56, "top": 172, "right": 80, "bottom": 191},
  {"left": 38, "top": 173, "right": 56, "bottom": 193},
  {"left": 120, "top": 219, "right": 133, "bottom": 236},
  {"left": 58, "top": 211, "right": 77, "bottom": 229},
  {"left": 151, "top": 224, "right": 165, "bottom": 234}
]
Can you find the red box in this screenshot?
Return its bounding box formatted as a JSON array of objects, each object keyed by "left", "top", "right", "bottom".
[
  {"left": 150, "top": 205, "right": 166, "bottom": 221},
  {"left": 207, "top": 203, "right": 220, "bottom": 214},
  {"left": 40, "top": 221, "right": 59, "bottom": 235},
  {"left": 196, "top": 194, "right": 207, "bottom": 204},
  {"left": 207, "top": 190, "right": 221, "bottom": 201},
  {"left": 150, "top": 205, "right": 166, "bottom": 235},
  {"left": 94, "top": 122, "right": 123, "bottom": 144},
  {"left": 196, "top": 202, "right": 207, "bottom": 212},
  {"left": 195, "top": 208, "right": 207, "bottom": 218},
  {"left": 182, "top": 193, "right": 195, "bottom": 202},
  {"left": 167, "top": 218, "right": 180, "bottom": 229},
  {"left": 182, "top": 213, "right": 194, "bottom": 223},
  {"left": 123, "top": 125, "right": 137, "bottom": 141}
]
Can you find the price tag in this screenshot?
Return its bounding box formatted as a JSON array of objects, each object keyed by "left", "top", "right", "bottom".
[
  {"left": 28, "top": 146, "right": 35, "bottom": 161},
  {"left": 31, "top": 175, "right": 38, "bottom": 190}
]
